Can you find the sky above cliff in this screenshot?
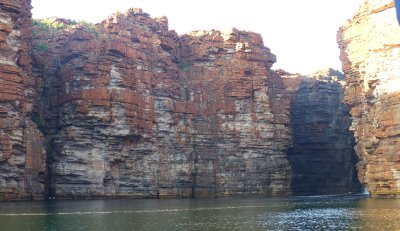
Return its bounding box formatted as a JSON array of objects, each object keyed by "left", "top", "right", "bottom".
[{"left": 31, "top": 0, "right": 364, "bottom": 74}]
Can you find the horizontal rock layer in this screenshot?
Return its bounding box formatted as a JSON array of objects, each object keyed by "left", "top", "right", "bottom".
[
  {"left": 0, "top": 0, "right": 46, "bottom": 200},
  {"left": 0, "top": 3, "right": 369, "bottom": 200},
  {"left": 337, "top": 0, "right": 400, "bottom": 197},
  {"left": 32, "top": 9, "right": 292, "bottom": 198},
  {"left": 282, "top": 69, "right": 361, "bottom": 195}
]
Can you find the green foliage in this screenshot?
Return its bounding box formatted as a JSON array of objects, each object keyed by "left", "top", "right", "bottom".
[
  {"left": 69, "top": 20, "right": 93, "bottom": 28},
  {"left": 32, "top": 19, "right": 65, "bottom": 34},
  {"left": 75, "top": 20, "right": 98, "bottom": 35},
  {"left": 30, "top": 112, "right": 45, "bottom": 133},
  {"left": 178, "top": 60, "right": 191, "bottom": 70},
  {"left": 70, "top": 20, "right": 79, "bottom": 26},
  {"left": 34, "top": 42, "right": 49, "bottom": 53},
  {"left": 32, "top": 18, "right": 98, "bottom": 36}
]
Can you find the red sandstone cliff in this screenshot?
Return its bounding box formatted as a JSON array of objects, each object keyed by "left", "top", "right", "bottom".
[
  {"left": 0, "top": 2, "right": 369, "bottom": 200},
  {"left": 338, "top": 0, "right": 400, "bottom": 197},
  {"left": 0, "top": 0, "right": 46, "bottom": 200},
  {"left": 31, "top": 9, "right": 292, "bottom": 198}
]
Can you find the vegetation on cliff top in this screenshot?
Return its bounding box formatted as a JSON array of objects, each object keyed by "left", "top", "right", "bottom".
[
  {"left": 32, "top": 18, "right": 65, "bottom": 34},
  {"left": 32, "top": 18, "right": 96, "bottom": 34},
  {"left": 31, "top": 18, "right": 97, "bottom": 53}
]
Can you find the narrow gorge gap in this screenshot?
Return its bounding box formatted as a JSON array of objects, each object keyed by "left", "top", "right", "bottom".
[{"left": 284, "top": 70, "right": 361, "bottom": 195}]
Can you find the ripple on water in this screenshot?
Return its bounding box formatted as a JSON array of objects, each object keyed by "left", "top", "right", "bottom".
[
  {"left": 261, "top": 208, "right": 357, "bottom": 230},
  {"left": 0, "top": 196, "right": 400, "bottom": 231}
]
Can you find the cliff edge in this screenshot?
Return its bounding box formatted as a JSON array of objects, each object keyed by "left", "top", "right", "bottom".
[
  {"left": 31, "top": 9, "right": 292, "bottom": 198},
  {"left": 338, "top": 0, "right": 400, "bottom": 197},
  {"left": 0, "top": 0, "right": 46, "bottom": 200}
]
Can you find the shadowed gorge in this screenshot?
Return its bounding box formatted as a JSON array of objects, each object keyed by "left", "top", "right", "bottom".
[{"left": 282, "top": 69, "right": 361, "bottom": 195}]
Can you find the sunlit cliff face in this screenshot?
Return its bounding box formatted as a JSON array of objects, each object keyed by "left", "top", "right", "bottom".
[
  {"left": 28, "top": 8, "right": 293, "bottom": 199},
  {"left": 338, "top": 0, "right": 400, "bottom": 198}
]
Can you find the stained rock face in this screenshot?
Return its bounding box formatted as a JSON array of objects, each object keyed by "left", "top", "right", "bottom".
[
  {"left": 338, "top": 0, "right": 400, "bottom": 197},
  {"left": 282, "top": 69, "right": 361, "bottom": 195},
  {"left": 0, "top": 1, "right": 368, "bottom": 200},
  {"left": 32, "top": 9, "right": 292, "bottom": 198},
  {"left": 0, "top": 0, "right": 46, "bottom": 200}
]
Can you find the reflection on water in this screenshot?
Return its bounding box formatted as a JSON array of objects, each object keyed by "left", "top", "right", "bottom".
[
  {"left": 354, "top": 199, "right": 400, "bottom": 230},
  {"left": 0, "top": 195, "right": 399, "bottom": 230}
]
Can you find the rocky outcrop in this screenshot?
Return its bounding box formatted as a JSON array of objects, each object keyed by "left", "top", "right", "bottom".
[
  {"left": 338, "top": 0, "right": 400, "bottom": 197},
  {"left": 282, "top": 69, "right": 361, "bottom": 195},
  {"left": 2, "top": 1, "right": 373, "bottom": 200},
  {"left": 31, "top": 9, "right": 292, "bottom": 199},
  {"left": 0, "top": 0, "right": 46, "bottom": 200}
]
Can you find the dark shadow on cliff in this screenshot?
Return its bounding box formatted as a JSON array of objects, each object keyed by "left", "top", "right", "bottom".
[{"left": 287, "top": 73, "right": 361, "bottom": 196}]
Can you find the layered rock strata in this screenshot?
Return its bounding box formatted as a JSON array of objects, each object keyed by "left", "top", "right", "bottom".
[
  {"left": 282, "top": 69, "right": 361, "bottom": 195},
  {"left": 338, "top": 0, "right": 400, "bottom": 197},
  {"left": 32, "top": 9, "right": 292, "bottom": 198},
  {"left": 0, "top": 0, "right": 46, "bottom": 200}
]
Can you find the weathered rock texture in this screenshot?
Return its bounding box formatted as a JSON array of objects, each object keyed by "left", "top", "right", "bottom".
[
  {"left": 0, "top": 0, "right": 46, "bottom": 200},
  {"left": 338, "top": 0, "right": 400, "bottom": 197},
  {"left": 31, "top": 9, "right": 292, "bottom": 199},
  {"left": 282, "top": 69, "right": 361, "bottom": 195}
]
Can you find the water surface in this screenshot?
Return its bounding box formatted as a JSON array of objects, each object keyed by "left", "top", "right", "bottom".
[{"left": 0, "top": 195, "right": 399, "bottom": 230}]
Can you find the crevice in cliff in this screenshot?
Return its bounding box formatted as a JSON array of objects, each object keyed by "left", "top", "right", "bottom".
[{"left": 282, "top": 69, "right": 361, "bottom": 195}]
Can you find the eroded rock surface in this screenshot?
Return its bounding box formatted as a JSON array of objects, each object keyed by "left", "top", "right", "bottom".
[
  {"left": 338, "top": 0, "right": 400, "bottom": 197},
  {"left": 0, "top": 0, "right": 46, "bottom": 200},
  {"left": 32, "top": 9, "right": 292, "bottom": 198},
  {"left": 282, "top": 69, "right": 361, "bottom": 195}
]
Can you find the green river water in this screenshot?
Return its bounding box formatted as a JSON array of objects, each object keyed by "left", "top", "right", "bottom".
[{"left": 0, "top": 194, "right": 399, "bottom": 230}]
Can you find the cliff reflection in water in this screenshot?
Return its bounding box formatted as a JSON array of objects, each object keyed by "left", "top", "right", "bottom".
[
  {"left": 0, "top": 195, "right": 400, "bottom": 230},
  {"left": 354, "top": 199, "right": 400, "bottom": 230}
]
